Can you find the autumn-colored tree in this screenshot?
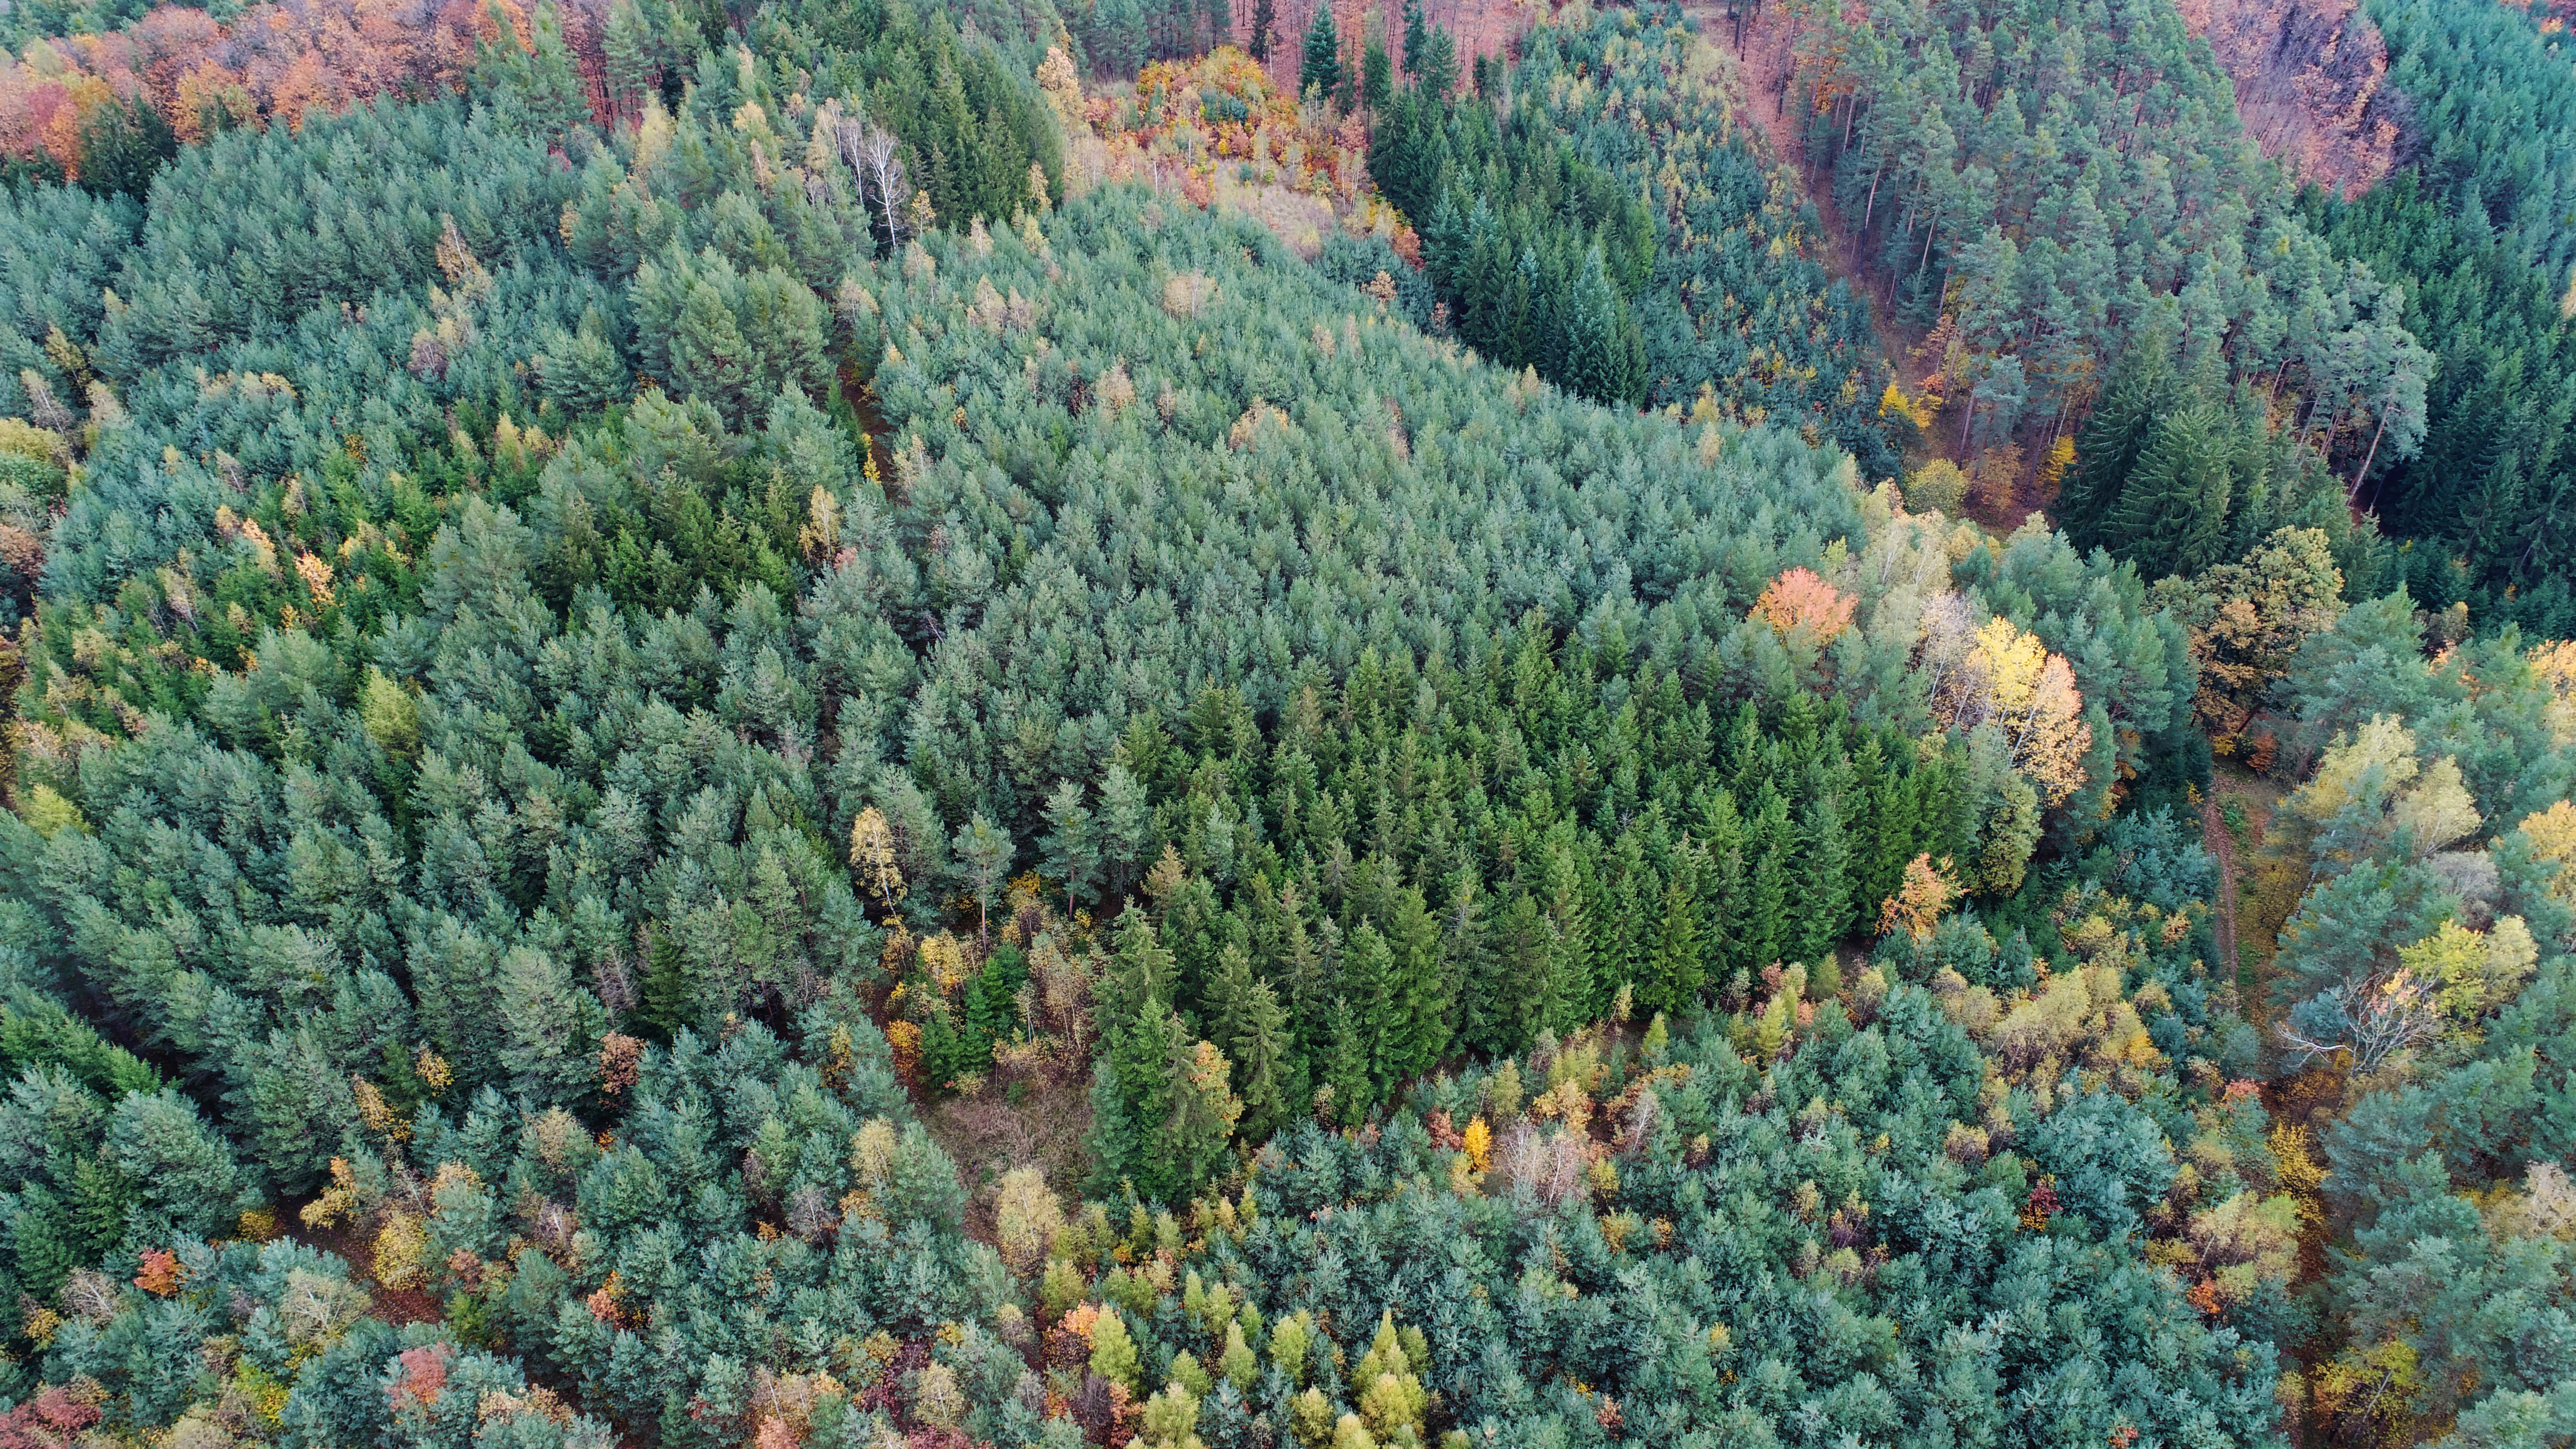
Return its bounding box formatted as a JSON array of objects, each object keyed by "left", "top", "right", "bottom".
[
  {"left": 2523, "top": 799, "right": 2576, "bottom": 907},
  {"left": 1934, "top": 616, "right": 2092, "bottom": 804},
  {"left": 849, "top": 805, "right": 905, "bottom": 913},
  {"left": 2149, "top": 528, "right": 2345, "bottom": 749},
  {"left": 1751, "top": 566, "right": 1856, "bottom": 646},
  {"left": 993, "top": 1166, "right": 1065, "bottom": 1276},
  {"left": 1876, "top": 852, "right": 1960, "bottom": 940}
]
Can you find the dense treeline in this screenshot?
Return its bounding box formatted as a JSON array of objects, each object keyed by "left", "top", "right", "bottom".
[
  {"left": 1, "top": 1, "right": 2570, "bottom": 1447},
  {"left": 1368, "top": 65, "right": 1657, "bottom": 409},
  {"left": 2054, "top": 328, "right": 2393, "bottom": 600},
  {"left": 2362, "top": 0, "right": 2576, "bottom": 275},
  {"left": 2269, "top": 0, "right": 2576, "bottom": 637},
  {"left": 1517, "top": 10, "right": 1905, "bottom": 476},
  {"left": 1792, "top": 0, "right": 2430, "bottom": 491},
  {"left": 0, "top": 9, "right": 2257, "bottom": 1431},
  {"left": 1371, "top": 8, "right": 1904, "bottom": 474}
]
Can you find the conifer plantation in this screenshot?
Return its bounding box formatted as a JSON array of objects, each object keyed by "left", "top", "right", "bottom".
[{"left": 0, "top": 0, "right": 2568, "bottom": 1445}]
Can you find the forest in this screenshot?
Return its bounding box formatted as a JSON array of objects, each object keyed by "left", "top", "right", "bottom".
[{"left": 0, "top": 0, "right": 2566, "bottom": 1445}]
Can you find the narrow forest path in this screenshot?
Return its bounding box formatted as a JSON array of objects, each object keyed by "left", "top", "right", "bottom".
[{"left": 2202, "top": 794, "right": 2240, "bottom": 983}]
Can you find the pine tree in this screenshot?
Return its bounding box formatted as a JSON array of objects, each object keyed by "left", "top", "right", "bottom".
[
  {"left": 1040, "top": 781, "right": 1099, "bottom": 918},
  {"left": 1400, "top": 0, "right": 1426, "bottom": 75},
  {"left": 1301, "top": 2, "right": 1343, "bottom": 105}
]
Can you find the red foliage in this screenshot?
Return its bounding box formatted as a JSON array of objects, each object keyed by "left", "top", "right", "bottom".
[
  {"left": 0, "top": 1386, "right": 104, "bottom": 1449},
  {"left": 388, "top": 1342, "right": 452, "bottom": 1410}
]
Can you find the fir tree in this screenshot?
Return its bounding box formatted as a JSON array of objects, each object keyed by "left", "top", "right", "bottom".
[{"left": 1300, "top": 2, "right": 1343, "bottom": 105}]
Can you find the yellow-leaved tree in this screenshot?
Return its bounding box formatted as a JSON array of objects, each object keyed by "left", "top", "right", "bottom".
[{"left": 1934, "top": 616, "right": 2093, "bottom": 805}]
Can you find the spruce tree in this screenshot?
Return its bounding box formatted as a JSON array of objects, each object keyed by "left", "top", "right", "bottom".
[
  {"left": 1339, "top": 921, "right": 1398, "bottom": 1096},
  {"left": 1643, "top": 859, "right": 1705, "bottom": 1018},
  {"left": 2107, "top": 404, "right": 2237, "bottom": 579},
  {"left": 1419, "top": 26, "right": 1458, "bottom": 97},
  {"left": 1793, "top": 795, "right": 1852, "bottom": 961},
  {"left": 2061, "top": 333, "right": 2179, "bottom": 553},
  {"left": 1301, "top": 2, "right": 1343, "bottom": 105},
  {"left": 1207, "top": 947, "right": 1290, "bottom": 1140},
  {"left": 1539, "top": 828, "right": 1595, "bottom": 1034},
  {"left": 1745, "top": 789, "right": 1792, "bottom": 972},
  {"left": 1400, "top": 0, "right": 1425, "bottom": 75},
  {"left": 1385, "top": 881, "right": 1450, "bottom": 1082}
]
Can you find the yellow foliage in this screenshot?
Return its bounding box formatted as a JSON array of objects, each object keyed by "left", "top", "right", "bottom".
[
  {"left": 2522, "top": 799, "right": 2576, "bottom": 904},
  {"left": 848, "top": 805, "right": 904, "bottom": 909}
]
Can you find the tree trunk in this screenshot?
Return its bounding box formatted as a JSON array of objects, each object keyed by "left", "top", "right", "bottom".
[{"left": 2349, "top": 385, "right": 2394, "bottom": 502}]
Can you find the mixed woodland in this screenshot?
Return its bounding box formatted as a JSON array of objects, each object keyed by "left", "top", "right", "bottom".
[{"left": 0, "top": 0, "right": 2565, "bottom": 1446}]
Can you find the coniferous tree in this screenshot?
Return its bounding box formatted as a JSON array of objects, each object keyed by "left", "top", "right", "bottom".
[
  {"left": 1642, "top": 858, "right": 1705, "bottom": 1018},
  {"left": 1362, "top": 36, "right": 1393, "bottom": 112},
  {"left": 1300, "top": 2, "right": 1342, "bottom": 105},
  {"left": 1745, "top": 789, "right": 1793, "bottom": 972},
  {"left": 1248, "top": 0, "right": 1274, "bottom": 62},
  {"left": 2108, "top": 405, "right": 2237, "bottom": 579},
  {"left": 1794, "top": 795, "right": 1852, "bottom": 962},
  {"left": 2061, "top": 336, "right": 2180, "bottom": 553},
  {"left": 1207, "top": 946, "right": 1290, "bottom": 1140}
]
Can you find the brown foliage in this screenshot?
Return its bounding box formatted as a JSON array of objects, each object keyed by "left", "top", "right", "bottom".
[{"left": 2176, "top": 0, "right": 2407, "bottom": 198}]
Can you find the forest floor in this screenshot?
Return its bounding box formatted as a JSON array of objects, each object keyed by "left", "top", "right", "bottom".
[
  {"left": 2201, "top": 792, "right": 2243, "bottom": 980},
  {"left": 923, "top": 1068, "right": 1096, "bottom": 1245}
]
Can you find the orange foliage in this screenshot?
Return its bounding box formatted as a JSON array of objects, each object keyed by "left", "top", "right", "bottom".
[
  {"left": 1098, "top": 47, "right": 1353, "bottom": 209},
  {"left": 0, "top": 0, "right": 592, "bottom": 176},
  {"left": 132, "top": 1248, "right": 184, "bottom": 1296},
  {"left": 1876, "top": 852, "right": 1960, "bottom": 941},
  {"left": 1751, "top": 566, "right": 1856, "bottom": 645}
]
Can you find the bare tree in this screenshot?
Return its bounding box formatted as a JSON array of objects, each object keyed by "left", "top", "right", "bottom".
[
  {"left": 837, "top": 113, "right": 911, "bottom": 249},
  {"left": 2278, "top": 968, "right": 2443, "bottom": 1074}
]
